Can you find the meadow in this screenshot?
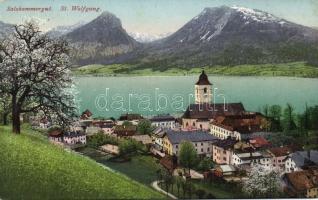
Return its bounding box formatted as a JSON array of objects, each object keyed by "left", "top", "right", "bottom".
[
  {"left": 0, "top": 125, "right": 163, "bottom": 199},
  {"left": 72, "top": 62, "right": 318, "bottom": 78}
]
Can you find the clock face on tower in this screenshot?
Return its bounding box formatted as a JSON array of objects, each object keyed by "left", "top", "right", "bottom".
[{"left": 195, "top": 70, "right": 212, "bottom": 104}]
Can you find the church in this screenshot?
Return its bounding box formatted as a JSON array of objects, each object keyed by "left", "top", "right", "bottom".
[{"left": 182, "top": 70, "right": 246, "bottom": 131}]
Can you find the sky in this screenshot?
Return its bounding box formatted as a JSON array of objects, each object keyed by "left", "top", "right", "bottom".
[{"left": 0, "top": 0, "right": 318, "bottom": 35}]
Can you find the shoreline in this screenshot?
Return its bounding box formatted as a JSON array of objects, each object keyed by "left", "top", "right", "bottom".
[
  {"left": 71, "top": 61, "right": 318, "bottom": 79},
  {"left": 71, "top": 73, "right": 318, "bottom": 79}
]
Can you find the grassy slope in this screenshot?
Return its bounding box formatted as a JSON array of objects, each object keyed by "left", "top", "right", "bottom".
[
  {"left": 72, "top": 62, "right": 318, "bottom": 78},
  {"left": 0, "top": 126, "right": 163, "bottom": 199}
]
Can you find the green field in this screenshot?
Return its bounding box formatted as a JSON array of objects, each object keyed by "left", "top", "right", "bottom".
[
  {"left": 72, "top": 62, "right": 318, "bottom": 78},
  {"left": 0, "top": 125, "right": 163, "bottom": 199}
]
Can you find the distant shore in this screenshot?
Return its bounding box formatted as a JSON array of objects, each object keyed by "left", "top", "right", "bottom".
[{"left": 71, "top": 61, "right": 318, "bottom": 78}]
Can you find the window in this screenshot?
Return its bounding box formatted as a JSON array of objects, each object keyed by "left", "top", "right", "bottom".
[
  {"left": 201, "top": 143, "right": 203, "bottom": 146},
  {"left": 204, "top": 87, "right": 207, "bottom": 93},
  {"left": 195, "top": 143, "right": 197, "bottom": 147},
  {"left": 223, "top": 157, "right": 226, "bottom": 161},
  {"left": 201, "top": 148, "right": 203, "bottom": 152},
  {"left": 176, "top": 145, "right": 178, "bottom": 149}
]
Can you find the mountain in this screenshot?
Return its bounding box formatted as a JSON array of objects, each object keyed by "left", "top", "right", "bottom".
[
  {"left": 47, "top": 21, "right": 87, "bottom": 38},
  {"left": 128, "top": 6, "right": 318, "bottom": 69},
  {"left": 128, "top": 32, "right": 171, "bottom": 43},
  {"left": 65, "top": 11, "right": 140, "bottom": 65},
  {"left": 0, "top": 21, "right": 14, "bottom": 38}
]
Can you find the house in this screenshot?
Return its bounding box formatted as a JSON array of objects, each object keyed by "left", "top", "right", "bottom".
[
  {"left": 212, "top": 138, "right": 237, "bottom": 165},
  {"left": 285, "top": 150, "right": 318, "bottom": 173},
  {"left": 85, "top": 126, "right": 102, "bottom": 136},
  {"left": 63, "top": 131, "right": 86, "bottom": 145},
  {"left": 150, "top": 114, "right": 176, "bottom": 129},
  {"left": 113, "top": 125, "right": 137, "bottom": 137},
  {"left": 48, "top": 129, "right": 63, "bottom": 143},
  {"left": 232, "top": 151, "right": 263, "bottom": 167},
  {"left": 151, "top": 127, "right": 166, "bottom": 151},
  {"left": 268, "top": 145, "right": 301, "bottom": 172},
  {"left": 250, "top": 151, "right": 273, "bottom": 171},
  {"left": 91, "top": 120, "right": 116, "bottom": 135},
  {"left": 249, "top": 136, "right": 271, "bottom": 149},
  {"left": 182, "top": 103, "right": 246, "bottom": 131},
  {"left": 131, "top": 134, "right": 152, "bottom": 145},
  {"left": 163, "top": 130, "right": 217, "bottom": 156},
  {"left": 101, "top": 124, "right": 115, "bottom": 135},
  {"left": 282, "top": 166, "right": 318, "bottom": 198},
  {"left": 160, "top": 155, "right": 178, "bottom": 173},
  {"left": 214, "top": 165, "right": 237, "bottom": 176},
  {"left": 119, "top": 113, "right": 143, "bottom": 121},
  {"left": 210, "top": 113, "right": 268, "bottom": 140},
  {"left": 182, "top": 71, "right": 246, "bottom": 131},
  {"left": 232, "top": 150, "right": 273, "bottom": 171}
]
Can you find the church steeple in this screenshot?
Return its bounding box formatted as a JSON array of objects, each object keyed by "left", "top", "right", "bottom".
[
  {"left": 196, "top": 70, "right": 211, "bottom": 85},
  {"left": 195, "top": 70, "right": 213, "bottom": 104}
]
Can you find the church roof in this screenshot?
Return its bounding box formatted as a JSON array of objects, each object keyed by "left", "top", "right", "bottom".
[
  {"left": 182, "top": 103, "right": 245, "bottom": 119},
  {"left": 196, "top": 70, "right": 211, "bottom": 85}
]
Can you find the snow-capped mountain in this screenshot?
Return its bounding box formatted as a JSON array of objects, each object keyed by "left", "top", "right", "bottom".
[
  {"left": 47, "top": 21, "right": 87, "bottom": 38},
  {"left": 128, "top": 32, "right": 171, "bottom": 43},
  {"left": 128, "top": 5, "right": 318, "bottom": 68}
]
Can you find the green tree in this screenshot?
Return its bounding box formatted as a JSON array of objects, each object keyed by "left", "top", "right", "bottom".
[
  {"left": 179, "top": 141, "right": 198, "bottom": 174},
  {"left": 122, "top": 120, "right": 133, "bottom": 126},
  {"left": 262, "top": 104, "right": 269, "bottom": 117},
  {"left": 282, "top": 103, "right": 297, "bottom": 132},
  {"left": 175, "top": 176, "right": 183, "bottom": 198},
  {"left": 162, "top": 169, "right": 173, "bottom": 197},
  {"left": 137, "top": 119, "right": 153, "bottom": 135},
  {"left": 309, "top": 106, "right": 318, "bottom": 130},
  {"left": 197, "top": 157, "right": 214, "bottom": 172},
  {"left": 266, "top": 105, "right": 283, "bottom": 131}
]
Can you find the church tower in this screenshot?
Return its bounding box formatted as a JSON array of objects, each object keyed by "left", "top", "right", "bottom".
[{"left": 195, "top": 70, "right": 212, "bottom": 104}]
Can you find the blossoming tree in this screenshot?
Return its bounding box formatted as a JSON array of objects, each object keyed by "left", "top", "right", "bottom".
[{"left": 0, "top": 22, "right": 76, "bottom": 133}]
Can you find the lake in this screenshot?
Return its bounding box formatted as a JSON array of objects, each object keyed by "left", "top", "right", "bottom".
[{"left": 74, "top": 75, "right": 318, "bottom": 118}]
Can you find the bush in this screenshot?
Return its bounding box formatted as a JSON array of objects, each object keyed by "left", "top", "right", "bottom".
[
  {"left": 197, "top": 157, "right": 214, "bottom": 172},
  {"left": 118, "top": 139, "right": 146, "bottom": 156},
  {"left": 87, "top": 131, "right": 118, "bottom": 148}
]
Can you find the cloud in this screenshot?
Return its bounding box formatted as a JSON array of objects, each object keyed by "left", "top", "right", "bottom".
[{"left": 0, "top": 0, "right": 7, "bottom": 3}]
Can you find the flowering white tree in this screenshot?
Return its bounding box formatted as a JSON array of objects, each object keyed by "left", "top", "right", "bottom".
[
  {"left": 0, "top": 21, "right": 76, "bottom": 133},
  {"left": 243, "top": 164, "right": 281, "bottom": 198}
]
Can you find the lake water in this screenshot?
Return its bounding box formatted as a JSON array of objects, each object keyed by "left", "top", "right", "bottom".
[{"left": 74, "top": 76, "right": 318, "bottom": 118}]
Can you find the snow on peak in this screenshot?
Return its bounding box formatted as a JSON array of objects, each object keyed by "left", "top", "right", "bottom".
[
  {"left": 128, "top": 32, "right": 171, "bottom": 43},
  {"left": 231, "top": 6, "right": 278, "bottom": 23}
]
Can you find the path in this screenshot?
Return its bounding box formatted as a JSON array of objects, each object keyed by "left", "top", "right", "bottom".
[{"left": 151, "top": 180, "right": 178, "bottom": 199}]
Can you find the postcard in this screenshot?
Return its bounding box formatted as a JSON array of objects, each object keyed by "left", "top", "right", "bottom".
[{"left": 0, "top": 0, "right": 318, "bottom": 199}]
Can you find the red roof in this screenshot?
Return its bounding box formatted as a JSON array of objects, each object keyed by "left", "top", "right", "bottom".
[
  {"left": 249, "top": 136, "right": 271, "bottom": 148},
  {"left": 48, "top": 130, "right": 63, "bottom": 137},
  {"left": 196, "top": 70, "right": 211, "bottom": 85},
  {"left": 268, "top": 145, "right": 301, "bottom": 157}
]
